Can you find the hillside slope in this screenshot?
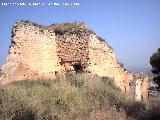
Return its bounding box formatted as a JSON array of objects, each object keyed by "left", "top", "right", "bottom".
[{"left": 0, "top": 73, "right": 159, "bottom": 120}]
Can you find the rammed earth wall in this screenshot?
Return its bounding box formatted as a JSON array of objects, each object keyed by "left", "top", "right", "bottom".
[{"left": 0, "top": 20, "right": 148, "bottom": 100}]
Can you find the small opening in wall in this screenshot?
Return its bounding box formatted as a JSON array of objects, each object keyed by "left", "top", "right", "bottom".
[
  {"left": 129, "top": 83, "right": 131, "bottom": 86},
  {"left": 73, "top": 63, "right": 83, "bottom": 73}
]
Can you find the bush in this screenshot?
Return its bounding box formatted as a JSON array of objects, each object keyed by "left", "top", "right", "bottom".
[
  {"left": 54, "top": 29, "right": 65, "bottom": 36},
  {"left": 65, "top": 72, "right": 84, "bottom": 88},
  {"left": 0, "top": 73, "right": 159, "bottom": 120},
  {"left": 50, "top": 22, "right": 96, "bottom": 36}
]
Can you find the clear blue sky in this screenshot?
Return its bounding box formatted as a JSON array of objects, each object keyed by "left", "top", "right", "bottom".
[{"left": 0, "top": 0, "right": 160, "bottom": 71}]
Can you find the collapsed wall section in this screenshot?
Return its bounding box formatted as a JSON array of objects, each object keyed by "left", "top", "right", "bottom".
[
  {"left": 87, "top": 34, "right": 133, "bottom": 91},
  {"left": 130, "top": 73, "right": 149, "bottom": 101},
  {"left": 0, "top": 20, "right": 60, "bottom": 84}
]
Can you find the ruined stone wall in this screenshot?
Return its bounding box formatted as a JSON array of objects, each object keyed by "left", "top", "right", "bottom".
[
  {"left": 0, "top": 20, "right": 149, "bottom": 100},
  {"left": 55, "top": 31, "right": 90, "bottom": 70},
  {"left": 0, "top": 20, "right": 61, "bottom": 84},
  {"left": 87, "top": 34, "right": 133, "bottom": 91},
  {"left": 134, "top": 73, "right": 148, "bottom": 101},
  {"left": 141, "top": 75, "right": 149, "bottom": 100}
]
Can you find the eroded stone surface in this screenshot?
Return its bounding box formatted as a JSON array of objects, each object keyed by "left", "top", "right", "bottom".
[
  {"left": 0, "top": 20, "right": 148, "bottom": 100},
  {"left": 1, "top": 20, "right": 61, "bottom": 83}
]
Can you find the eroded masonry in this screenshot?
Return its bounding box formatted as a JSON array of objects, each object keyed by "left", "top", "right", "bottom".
[{"left": 0, "top": 20, "right": 148, "bottom": 100}]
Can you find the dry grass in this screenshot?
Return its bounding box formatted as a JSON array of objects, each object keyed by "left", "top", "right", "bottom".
[{"left": 0, "top": 73, "right": 159, "bottom": 120}]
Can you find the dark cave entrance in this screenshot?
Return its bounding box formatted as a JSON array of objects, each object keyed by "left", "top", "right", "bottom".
[{"left": 73, "top": 63, "right": 83, "bottom": 73}]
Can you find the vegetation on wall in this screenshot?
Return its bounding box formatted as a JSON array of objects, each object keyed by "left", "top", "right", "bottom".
[{"left": 50, "top": 22, "right": 96, "bottom": 36}]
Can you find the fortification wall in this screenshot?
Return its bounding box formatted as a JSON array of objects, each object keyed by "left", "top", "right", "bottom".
[
  {"left": 1, "top": 21, "right": 60, "bottom": 84},
  {"left": 0, "top": 20, "right": 148, "bottom": 100},
  {"left": 55, "top": 31, "right": 90, "bottom": 71},
  {"left": 133, "top": 73, "right": 149, "bottom": 101},
  {"left": 141, "top": 75, "right": 149, "bottom": 100},
  {"left": 88, "top": 34, "right": 133, "bottom": 91}
]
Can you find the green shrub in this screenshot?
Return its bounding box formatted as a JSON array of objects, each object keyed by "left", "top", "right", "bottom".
[{"left": 150, "top": 48, "right": 160, "bottom": 90}]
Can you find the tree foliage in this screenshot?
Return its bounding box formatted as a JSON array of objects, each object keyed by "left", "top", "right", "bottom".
[{"left": 150, "top": 48, "right": 160, "bottom": 91}]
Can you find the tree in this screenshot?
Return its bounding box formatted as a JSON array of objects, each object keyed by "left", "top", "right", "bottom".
[{"left": 150, "top": 48, "right": 160, "bottom": 91}]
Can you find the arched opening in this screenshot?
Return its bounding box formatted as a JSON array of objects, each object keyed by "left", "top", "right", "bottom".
[{"left": 73, "top": 63, "right": 83, "bottom": 73}]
